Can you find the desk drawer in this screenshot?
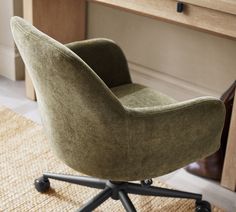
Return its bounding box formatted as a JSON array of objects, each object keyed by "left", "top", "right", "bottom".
[{"left": 92, "top": 0, "right": 236, "bottom": 40}]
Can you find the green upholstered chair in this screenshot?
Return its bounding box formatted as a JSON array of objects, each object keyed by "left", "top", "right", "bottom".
[{"left": 11, "top": 16, "right": 225, "bottom": 212}]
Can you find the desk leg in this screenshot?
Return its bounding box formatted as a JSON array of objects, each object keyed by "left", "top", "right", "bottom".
[
  {"left": 25, "top": 70, "right": 36, "bottom": 100},
  {"left": 23, "top": 0, "right": 35, "bottom": 100},
  {"left": 23, "top": 0, "right": 86, "bottom": 100},
  {"left": 221, "top": 90, "right": 236, "bottom": 191}
]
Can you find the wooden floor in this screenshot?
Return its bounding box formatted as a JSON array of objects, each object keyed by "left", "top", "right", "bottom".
[{"left": 0, "top": 76, "right": 235, "bottom": 211}]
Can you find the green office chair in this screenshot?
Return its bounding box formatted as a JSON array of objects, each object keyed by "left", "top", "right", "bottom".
[{"left": 11, "top": 17, "right": 225, "bottom": 212}]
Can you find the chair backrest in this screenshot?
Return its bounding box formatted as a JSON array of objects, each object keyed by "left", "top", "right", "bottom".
[
  {"left": 11, "top": 17, "right": 127, "bottom": 175},
  {"left": 66, "top": 39, "right": 131, "bottom": 88}
]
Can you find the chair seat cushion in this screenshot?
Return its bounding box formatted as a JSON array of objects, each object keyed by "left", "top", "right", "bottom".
[{"left": 111, "top": 83, "right": 176, "bottom": 108}]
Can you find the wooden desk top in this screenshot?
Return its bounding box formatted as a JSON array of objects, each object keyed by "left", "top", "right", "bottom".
[
  {"left": 182, "top": 0, "right": 236, "bottom": 15},
  {"left": 91, "top": 0, "right": 236, "bottom": 40},
  {"left": 92, "top": 0, "right": 236, "bottom": 15}
]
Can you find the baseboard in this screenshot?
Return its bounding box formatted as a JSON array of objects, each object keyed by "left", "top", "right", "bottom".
[
  {"left": 0, "top": 45, "right": 24, "bottom": 80},
  {"left": 0, "top": 45, "right": 14, "bottom": 80},
  {"left": 128, "top": 61, "right": 220, "bottom": 101}
]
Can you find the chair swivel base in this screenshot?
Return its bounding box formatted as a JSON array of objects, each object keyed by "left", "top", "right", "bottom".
[{"left": 34, "top": 172, "right": 211, "bottom": 212}]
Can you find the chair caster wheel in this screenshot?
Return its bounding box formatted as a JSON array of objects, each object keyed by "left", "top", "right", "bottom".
[
  {"left": 196, "top": 200, "right": 211, "bottom": 212},
  {"left": 141, "top": 179, "right": 153, "bottom": 187},
  {"left": 34, "top": 176, "right": 50, "bottom": 193}
]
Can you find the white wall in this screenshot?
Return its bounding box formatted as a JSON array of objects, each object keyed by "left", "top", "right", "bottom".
[
  {"left": 88, "top": 3, "right": 236, "bottom": 100},
  {"left": 0, "top": 0, "right": 14, "bottom": 47},
  {"left": 0, "top": 0, "right": 24, "bottom": 80}
]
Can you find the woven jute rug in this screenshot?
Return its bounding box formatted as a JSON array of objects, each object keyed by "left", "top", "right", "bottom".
[{"left": 0, "top": 106, "right": 223, "bottom": 211}]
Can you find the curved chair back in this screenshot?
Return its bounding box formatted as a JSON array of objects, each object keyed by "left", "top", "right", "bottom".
[{"left": 11, "top": 17, "right": 128, "bottom": 177}]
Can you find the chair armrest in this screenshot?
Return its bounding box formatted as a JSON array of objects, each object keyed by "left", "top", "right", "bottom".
[
  {"left": 126, "top": 96, "right": 225, "bottom": 118},
  {"left": 66, "top": 38, "right": 131, "bottom": 88},
  {"left": 125, "top": 96, "right": 226, "bottom": 174}
]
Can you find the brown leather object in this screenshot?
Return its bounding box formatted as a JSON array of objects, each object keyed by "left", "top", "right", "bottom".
[{"left": 186, "top": 80, "right": 236, "bottom": 181}]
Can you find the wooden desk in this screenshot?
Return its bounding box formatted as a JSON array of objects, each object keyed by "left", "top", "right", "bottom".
[
  {"left": 23, "top": 0, "right": 86, "bottom": 99},
  {"left": 23, "top": 0, "right": 236, "bottom": 191},
  {"left": 92, "top": 0, "right": 236, "bottom": 40}
]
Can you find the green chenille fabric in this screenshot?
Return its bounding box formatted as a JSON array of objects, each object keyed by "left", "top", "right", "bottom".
[
  {"left": 11, "top": 16, "right": 225, "bottom": 181},
  {"left": 66, "top": 40, "right": 131, "bottom": 88},
  {"left": 111, "top": 83, "right": 176, "bottom": 108}
]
